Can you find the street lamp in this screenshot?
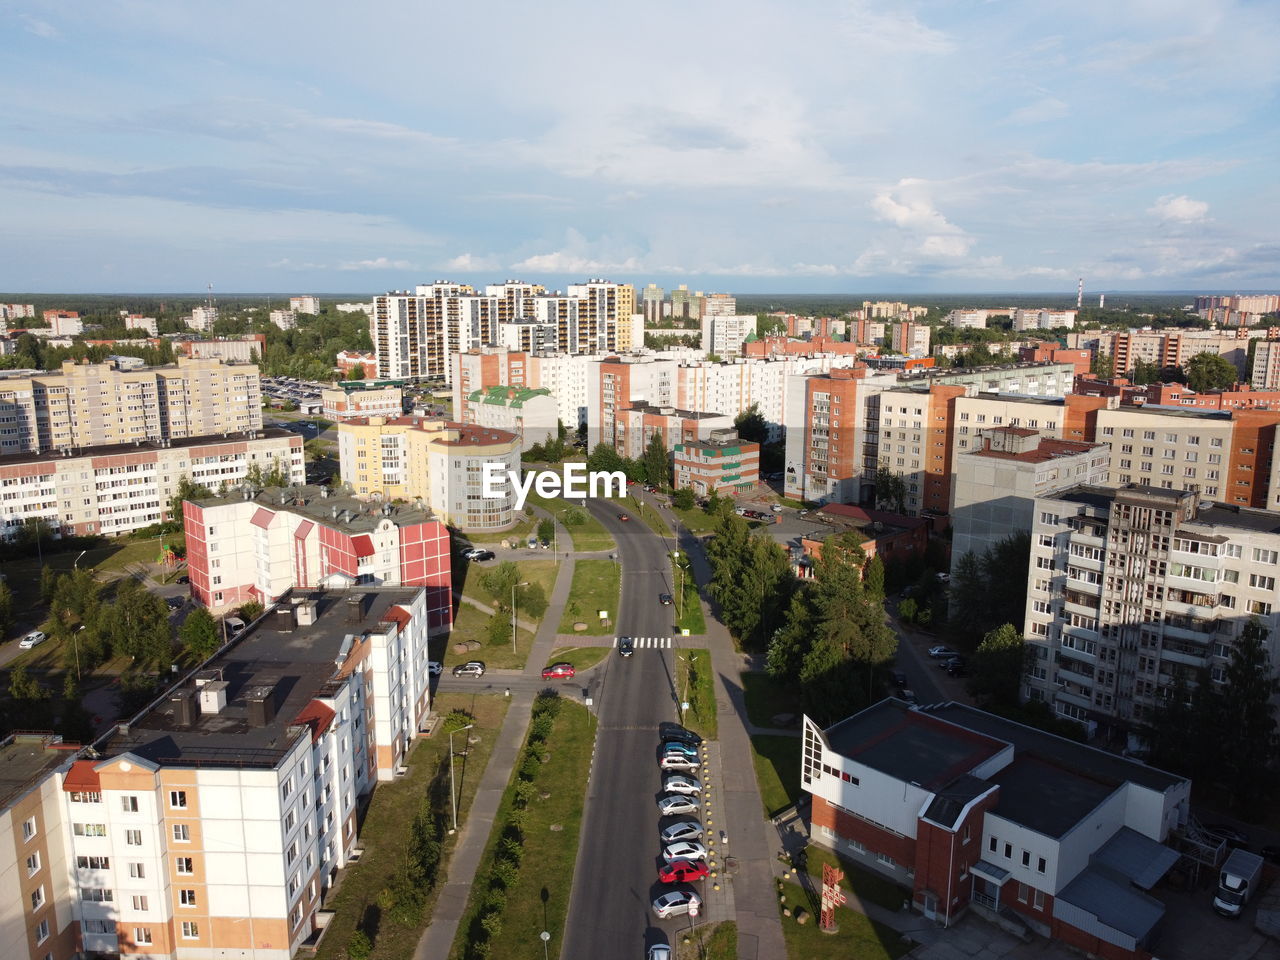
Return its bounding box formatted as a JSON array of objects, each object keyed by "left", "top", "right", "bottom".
[
  {"left": 74, "top": 549, "right": 88, "bottom": 569},
  {"left": 511, "top": 581, "right": 530, "bottom": 653},
  {"left": 677, "top": 654, "right": 696, "bottom": 723},
  {"left": 672, "top": 551, "right": 684, "bottom": 619},
  {"left": 448, "top": 723, "right": 475, "bottom": 834},
  {"left": 540, "top": 930, "right": 550, "bottom": 960},
  {"left": 73, "top": 624, "right": 85, "bottom": 682}
]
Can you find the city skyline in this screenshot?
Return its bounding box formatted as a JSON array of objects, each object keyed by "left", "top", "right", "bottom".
[{"left": 3, "top": 0, "right": 1278, "bottom": 293}]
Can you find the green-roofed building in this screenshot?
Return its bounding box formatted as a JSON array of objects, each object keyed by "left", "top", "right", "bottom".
[
  {"left": 464, "top": 385, "right": 559, "bottom": 452},
  {"left": 673, "top": 428, "right": 761, "bottom": 497}
]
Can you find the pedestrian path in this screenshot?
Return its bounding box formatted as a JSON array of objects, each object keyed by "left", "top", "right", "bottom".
[{"left": 613, "top": 635, "right": 672, "bottom": 648}]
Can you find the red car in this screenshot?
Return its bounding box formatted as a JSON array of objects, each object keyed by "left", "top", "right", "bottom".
[
  {"left": 658, "top": 859, "right": 709, "bottom": 884},
  {"left": 618, "top": 513, "right": 630, "bottom": 522},
  {"left": 541, "top": 662, "right": 576, "bottom": 680}
]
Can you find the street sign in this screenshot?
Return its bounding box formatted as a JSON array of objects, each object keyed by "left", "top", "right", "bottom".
[
  {"left": 680, "top": 701, "right": 690, "bottom": 711},
  {"left": 688, "top": 902, "right": 699, "bottom": 918},
  {"left": 681, "top": 628, "right": 690, "bottom": 636},
  {"left": 598, "top": 610, "right": 609, "bottom": 619}
]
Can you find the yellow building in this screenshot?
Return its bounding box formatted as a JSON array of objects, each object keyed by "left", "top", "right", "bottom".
[{"left": 337, "top": 416, "right": 521, "bottom": 529}]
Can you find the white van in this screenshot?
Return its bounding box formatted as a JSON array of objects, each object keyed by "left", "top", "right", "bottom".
[{"left": 223, "top": 617, "right": 247, "bottom": 636}]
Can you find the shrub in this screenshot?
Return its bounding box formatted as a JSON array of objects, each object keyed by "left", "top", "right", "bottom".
[
  {"left": 491, "top": 856, "right": 519, "bottom": 890},
  {"left": 347, "top": 929, "right": 372, "bottom": 960}
]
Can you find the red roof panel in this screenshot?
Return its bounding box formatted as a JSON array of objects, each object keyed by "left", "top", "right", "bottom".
[
  {"left": 250, "top": 507, "right": 275, "bottom": 529},
  {"left": 62, "top": 759, "right": 101, "bottom": 793},
  {"left": 352, "top": 534, "right": 375, "bottom": 557}
]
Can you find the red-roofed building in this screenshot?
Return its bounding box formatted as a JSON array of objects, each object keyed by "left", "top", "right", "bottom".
[{"left": 797, "top": 504, "right": 930, "bottom": 578}]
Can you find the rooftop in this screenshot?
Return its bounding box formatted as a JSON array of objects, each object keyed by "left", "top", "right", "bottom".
[
  {"left": 194, "top": 483, "right": 436, "bottom": 529},
  {"left": 813, "top": 503, "right": 929, "bottom": 534},
  {"left": 468, "top": 385, "right": 553, "bottom": 408},
  {"left": 0, "top": 427, "right": 298, "bottom": 469},
  {"left": 104, "top": 588, "right": 420, "bottom": 767},
  {"left": 0, "top": 734, "right": 78, "bottom": 808},
  {"left": 986, "top": 753, "right": 1117, "bottom": 838},
  {"left": 627, "top": 402, "right": 729, "bottom": 420}
]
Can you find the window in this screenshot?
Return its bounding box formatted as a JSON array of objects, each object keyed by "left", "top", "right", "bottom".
[
  {"left": 1037, "top": 857, "right": 1046, "bottom": 873},
  {"left": 135, "top": 928, "right": 153, "bottom": 945},
  {"left": 1250, "top": 574, "right": 1275, "bottom": 590},
  {"left": 168, "top": 790, "right": 188, "bottom": 809},
  {"left": 26, "top": 852, "right": 41, "bottom": 876},
  {"left": 175, "top": 857, "right": 194, "bottom": 875},
  {"left": 36, "top": 919, "right": 49, "bottom": 944},
  {"left": 1253, "top": 548, "right": 1278, "bottom": 565},
  {"left": 181, "top": 921, "right": 200, "bottom": 940},
  {"left": 31, "top": 886, "right": 45, "bottom": 910},
  {"left": 1004, "top": 842, "right": 1012, "bottom": 859},
  {"left": 1021, "top": 850, "right": 1031, "bottom": 867},
  {"left": 1034, "top": 889, "right": 1045, "bottom": 910},
  {"left": 172, "top": 824, "right": 190, "bottom": 843},
  {"left": 962, "top": 824, "right": 971, "bottom": 844},
  {"left": 73, "top": 823, "right": 107, "bottom": 837},
  {"left": 132, "top": 895, "right": 148, "bottom": 911},
  {"left": 22, "top": 817, "right": 36, "bottom": 841},
  {"left": 76, "top": 856, "right": 110, "bottom": 870},
  {"left": 125, "top": 829, "right": 142, "bottom": 845},
  {"left": 989, "top": 836, "right": 998, "bottom": 853},
  {"left": 69, "top": 791, "right": 102, "bottom": 803},
  {"left": 876, "top": 852, "right": 897, "bottom": 867},
  {"left": 129, "top": 862, "right": 145, "bottom": 879},
  {"left": 121, "top": 795, "right": 139, "bottom": 813},
  {"left": 1017, "top": 882, "right": 1029, "bottom": 903},
  {"left": 180, "top": 889, "right": 198, "bottom": 907},
  {"left": 1248, "top": 600, "right": 1272, "bottom": 616},
  {"left": 80, "top": 887, "right": 114, "bottom": 902}
]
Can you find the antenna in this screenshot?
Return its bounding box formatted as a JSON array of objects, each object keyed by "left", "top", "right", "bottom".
[{"left": 206, "top": 282, "right": 216, "bottom": 310}]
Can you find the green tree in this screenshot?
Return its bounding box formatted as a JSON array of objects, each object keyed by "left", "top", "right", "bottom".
[
  {"left": 346, "top": 363, "right": 366, "bottom": 381},
  {"left": 99, "top": 578, "right": 173, "bottom": 670},
  {"left": 766, "top": 593, "right": 813, "bottom": 679},
  {"left": 9, "top": 665, "right": 48, "bottom": 701},
  {"left": 1215, "top": 618, "right": 1279, "bottom": 809},
  {"left": 479, "top": 562, "right": 520, "bottom": 606},
  {"left": 586, "top": 443, "right": 625, "bottom": 475},
  {"left": 863, "top": 554, "right": 886, "bottom": 602},
  {"left": 642, "top": 431, "right": 670, "bottom": 489},
  {"left": 486, "top": 612, "right": 512, "bottom": 647},
  {"left": 168, "top": 475, "right": 214, "bottom": 526},
  {"left": 1089, "top": 350, "right": 1113, "bottom": 378},
  {"left": 672, "top": 488, "right": 696, "bottom": 510},
  {"left": 967, "top": 623, "right": 1027, "bottom": 709},
  {"left": 873, "top": 464, "right": 907, "bottom": 513},
  {"left": 180, "top": 607, "right": 221, "bottom": 661},
  {"left": 0, "top": 581, "right": 12, "bottom": 638},
  {"left": 516, "top": 582, "right": 548, "bottom": 621},
  {"left": 240, "top": 599, "right": 264, "bottom": 621},
  {"left": 1184, "top": 351, "right": 1238, "bottom": 392},
  {"left": 536, "top": 518, "right": 555, "bottom": 545},
  {"left": 39, "top": 564, "right": 59, "bottom": 603},
  {"left": 734, "top": 403, "right": 769, "bottom": 444}
]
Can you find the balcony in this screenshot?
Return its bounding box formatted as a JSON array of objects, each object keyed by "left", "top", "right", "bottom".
[{"left": 1056, "top": 665, "right": 1095, "bottom": 688}]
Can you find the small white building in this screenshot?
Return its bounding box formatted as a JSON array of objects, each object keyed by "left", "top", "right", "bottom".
[
  {"left": 464, "top": 386, "right": 559, "bottom": 451},
  {"left": 290, "top": 296, "right": 321, "bottom": 315},
  {"left": 270, "top": 309, "right": 298, "bottom": 330}
]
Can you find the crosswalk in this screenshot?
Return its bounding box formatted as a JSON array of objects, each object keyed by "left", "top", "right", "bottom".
[{"left": 612, "top": 636, "right": 672, "bottom": 649}]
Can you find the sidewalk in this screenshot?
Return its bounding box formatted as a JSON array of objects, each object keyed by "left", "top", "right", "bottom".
[{"left": 413, "top": 508, "right": 578, "bottom": 960}]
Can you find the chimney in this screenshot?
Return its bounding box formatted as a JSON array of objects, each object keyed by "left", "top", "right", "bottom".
[
  {"left": 296, "top": 600, "right": 317, "bottom": 626},
  {"left": 245, "top": 681, "right": 277, "bottom": 728},
  {"left": 169, "top": 688, "right": 197, "bottom": 727},
  {"left": 346, "top": 594, "right": 367, "bottom": 623},
  {"left": 273, "top": 606, "right": 295, "bottom": 631},
  {"left": 198, "top": 681, "right": 229, "bottom": 715}
]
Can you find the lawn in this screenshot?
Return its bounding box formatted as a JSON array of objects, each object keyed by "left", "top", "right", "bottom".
[
  {"left": 675, "top": 647, "right": 717, "bottom": 740},
  {"left": 673, "top": 558, "right": 706, "bottom": 634},
  {"left": 450, "top": 697, "right": 596, "bottom": 960},
  {"left": 777, "top": 879, "right": 911, "bottom": 960},
  {"left": 631, "top": 495, "right": 673, "bottom": 539},
  {"left": 546, "top": 646, "right": 611, "bottom": 673},
  {"left": 804, "top": 845, "right": 912, "bottom": 914},
  {"left": 741, "top": 672, "right": 801, "bottom": 729},
  {"left": 462, "top": 513, "right": 538, "bottom": 544},
  {"left": 2, "top": 533, "right": 187, "bottom": 603},
  {"left": 525, "top": 491, "right": 615, "bottom": 552},
  {"left": 438, "top": 603, "right": 536, "bottom": 671},
  {"left": 460, "top": 557, "right": 558, "bottom": 624},
  {"left": 557, "top": 558, "right": 621, "bottom": 636},
  {"left": 750, "top": 735, "right": 801, "bottom": 818},
  {"left": 677, "top": 920, "right": 737, "bottom": 960},
  {"left": 673, "top": 505, "right": 723, "bottom": 536},
  {"left": 315, "top": 693, "right": 509, "bottom": 960}
]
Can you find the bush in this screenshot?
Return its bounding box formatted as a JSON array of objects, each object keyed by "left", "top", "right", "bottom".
[
  {"left": 347, "top": 929, "right": 372, "bottom": 960},
  {"left": 673, "top": 488, "right": 696, "bottom": 510},
  {"left": 491, "top": 856, "right": 519, "bottom": 890},
  {"left": 529, "top": 713, "right": 554, "bottom": 741},
  {"left": 239, "top": 599, "right": 264, "bottom": 621}
]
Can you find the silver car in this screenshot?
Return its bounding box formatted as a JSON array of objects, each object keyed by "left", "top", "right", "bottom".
[
  {"left": 652, "top": 890, "right": 701, "bottom": 919},
  {"left": 662, "top": 775, "right": 702, "bottom": 796},
  {"left": 657, "top": 794, "right": 699, "bottom": 816},
  {"left": 660, "top": 820, "right": 704, "bottom": 844}
]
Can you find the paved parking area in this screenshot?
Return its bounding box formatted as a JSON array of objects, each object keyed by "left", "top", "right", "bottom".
[
  {"left": 1150, "top": 881, "right": 1279, "bottom": 960},
  {"left": 906, "top": 915, "right": 1083, "bottom": 960}
]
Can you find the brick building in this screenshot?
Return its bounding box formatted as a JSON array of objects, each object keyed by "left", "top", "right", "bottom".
[{"left": 672, "top": 430, "right": 760, "bottom": 497}]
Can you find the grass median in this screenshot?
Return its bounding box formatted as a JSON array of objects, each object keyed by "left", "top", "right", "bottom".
[
  {"left": 461, "top": 558, "right": 558, "bottom": 625},
  {"left": 315, "top": 693, "right": 509, "bottom": 960},
  {"left": 450, "top": 694, "right": 596, "bottom": 960},
  {"left": 546, "top": 646, "right": 611, "bottom": 673},
  {"left": 558, "top": 558, "right": 621, "bottom": 636},
  {"left": 675, "top": 647, "right": 717, "bottom": 740},
  {"left": 741, "top": 671, "right": 801, "bottom": 728},
  {"left": 749, "top": 734, "right": 801, "bottom": 818},
  {"left": 677, "top": 920, "right": 737, "bottom": 959},
  {"left": 672, "top": 556, "right": 705, "bottom": 635},
  {"left": 776, "top": 879, "right": 910, "bottom": 960},
  {"left": 525, "top": 491, "right": 615, "bottom": 552},
  {"left": 439, "top": 604, "right": 536, "bottom": 671}
]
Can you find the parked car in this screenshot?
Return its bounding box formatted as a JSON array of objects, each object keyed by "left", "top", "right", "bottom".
[
  {"left": 464, "top": 548, "right": 495, "bottom": 562},
  {"left": 770, "top": 504, "right": 783, "bottom": 513},
  {"left": 935, "top": 572, "right": 951, "bottom": 582},
  {"left": 663, "top": 775, "right": 702, "bottom": 796},
  {"left": 659, "top": 756, "right": 700, "bottom": 772},
  {"left": 659, "top": 593, "right": 674, "bottom": 605},
  {"left": 647, "top": 945, "right": 673, "bottom": 960},
  {"left": 427, "top": 661, "right": 443, "bottom": 676},
  {"left": 18, "top": 630, "right": 47, "bottom": 649},
  {"left": 928, "top": 645, "right": 959, "bottom": 659},
  {"left": 452, "top": 661, "right": 486, "bottom": 678},
  {"left": 662, "top": 840, "right": 708, "bottom": 862},
  {"left": 659, "top": 723, "right": 701, "bottom": 746},
  {"left": 660, "top": 821, "right": 704, "bottom": 843},
  {"left": 652, "top": 890, "right": 702, "bottom": 919},
  {"left": 946, "top": 660, "right": 968, "bottom": 678},
  {"left": 937, "top": 655, "right": 966, "bottom": 670},
  {"left": 661, "top": 741, "right": 699, "bottom": 758},
  {"left": 898, "top": 688, "right": 919, "bottom": 705},
  {"left": 657, "top": 794, "right": 699, "bottom": 816},
  {"left": 542, "top": 662, "right": 576, "bottom": 680},
  {"left": 165, "top": 597, "right": 183, "bottom": 609},
  {"left": 176, "top": 575, "right": 190, "bottom": 584},
  {"left": 618, "top": 637, "right": 635, "bottom": 658},
  {"left": 797, "top": 509, "right": 809, "bottom": 517},
  {"left": 658, "top": 859, "right": 710, "bottom": 884}
]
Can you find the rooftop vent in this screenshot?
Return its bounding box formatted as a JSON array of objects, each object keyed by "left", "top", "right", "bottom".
[
  {"left": 273, "top": 606, "right": 295, "bottom": 632},
  {"left": 169, "top": 688, "right": 197, "bottom": 727},
  {"left": 198, "top": 681, "right": 229, "bottom": 716},
  {"left": 346, "top": 594, "right": 367, "bottom": 624},
  {"left": 245, "top": 681, "right": 277, "bottom": 728},
  {"left": 296, "top": 599, "right": 318, "bottom": 626}
]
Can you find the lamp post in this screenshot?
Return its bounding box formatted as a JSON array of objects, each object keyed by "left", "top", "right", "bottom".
[
  {"left": 511, "top": 581, "right": 530, "bottom": 653},
  {"left": 74, "top": 549, "right": 88, "bottom": 569},
  {"left": 448, "top": 723, "right": 475, "bottom": 834},
  {"left": 73, "top": 624, "right": 85, "bottom": 682},
  {"left": 678, "top": 654, "right": 696, "bottom": 723},
  {"left": 540, "top": 930, "right": 550, "bottom": 960},
  {"left": 672, "top": 551, "right": 684, "bottom": 619}
]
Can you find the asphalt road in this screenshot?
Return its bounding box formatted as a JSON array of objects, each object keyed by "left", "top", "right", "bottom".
[{"left": 561, "top": 496, "right": 697, "bottom": 958}]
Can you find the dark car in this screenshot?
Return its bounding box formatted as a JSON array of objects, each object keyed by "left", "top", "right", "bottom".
[
  {"left": 939, "top": 655, "right": 967, "bottom": 671},
  {"left": 659, "top": 593, "right": 674, "bottom": 605},
  {"left": 946, "top": 660, "right": 968, "bottom": 678},
  {"left": 176, "top": 575, "right": 190, "bottom": 584},
  {"left": 618, "top": 636, "right": 635, "bottom": 657},
  {"left": 659, "top": 723, "right": 702, "bottom": 747},
  {"left": 891, "top": 671, "right": 907, "bottom": 687},
  {"left": 469, "top": 549, "right": 496, "bottom": 562}
]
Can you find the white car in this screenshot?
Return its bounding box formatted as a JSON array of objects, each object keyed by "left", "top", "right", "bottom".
[
  {"left": 660, "top": 820, "right": 704, "bottom": 843},
  {"left": 18, "top": 630, "right": 47, "bottom": 650},
  {"left": 662, "top": 840, "right": 708, "bottom": 863},
  {"left": 659, "top": 755, "right": 700, "bottom": 772},
  {"left": 647, "top": 946, "right": 672, "bottom": 960},
  {"left": 657, "top": 794, "right": 699, "bottom": 816},
  {"left": 652, "top": 890, "right": 702, "bottom": 919},
  {"left": 663, "top": 775, "right": 702, "bottom": 796},
  {"left": 427, "top": 661, "right": 443, "bottom": 676}
]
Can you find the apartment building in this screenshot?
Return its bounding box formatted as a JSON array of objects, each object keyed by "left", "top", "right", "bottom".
[
  {"left": 290, "top": 296, "right": 321, "bottom": 315},
  {"left": 641, "top": 284, "right": 665, "bottom": 323},
  {"left": 1011, "top": 309, "right": 1077, "bottom": 331},
  {"left": 184, "top": 485, "right": 451, "bottom": 623},
  {"left": 1096, "top": 329, "right": 1255, "bottom": 379},
  {"left": 670, "top": 285, "right": 705, "bottom": 320},
  {"left": 119, "top": 314, "right": 159, "bottom": 336},
  {"left": 464, "top": 386, "right": 558, "bottom": 452},
  {"left": 589, "top": 356, "right": 680, "bottom": 450},
  {"left": 0, "top": 430, "right": 303, "bottom": 540},
  {"left": 805, "top": 701, "right": 1189, "bottom": 958},
  {"left": 950, "top": 428, "right": 1110, "bottom": 572},
  {"left": 269, "top": 310, "right": 298, "bottom": 331},
  {"left": 186, "top": 306, "right": 218, "bottom": 332},
  {"left": 0, "top": 358, "right": 263, "bottom": 456},
  {"left": 615, "top": 404, "right": 734, "bottom": 460},
  {"left": 177, "top": 335, "right": 268, "bottom": 364},
  {"left": 0, "top": 302, "right": 36, "bottom": 321},
  {"left": 672, "top": 430, "right": 759, "bottom": 497},
  {"left": 1251, "top": 340, "right": 1280, "bottom": 390},
  {"left": 334, "top": 350, "right": 377, "bottom": 379},
  {"left": 337, "top": 417, "right": 521, "bottom": 530},
  {"left": 890, "top": 321, "right": 931, "bottom": 355},
  {"left": 700, "top": 313, "right": 756, "bottom": 358},
  {"left": 946, "top": 309, "right": 1000, "bottom": 330},
  {"left": 1138, "top": 382, "right": 1280, "bottom": 411},
  {"left": 319, "top": 383, "right": 403, "bottom": 422},
  {"left": 452, "top": 348, "right": 610, "bottom": 430},
  {"left": 1022, "top": 485, "right": 1280, "bottom": 740}
]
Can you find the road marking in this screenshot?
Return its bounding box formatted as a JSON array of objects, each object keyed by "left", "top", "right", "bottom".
[{"left": 610, "top": 637, "right": 672, "bottom": 648}]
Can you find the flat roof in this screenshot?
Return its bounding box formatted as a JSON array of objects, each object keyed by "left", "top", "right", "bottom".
[
  {"left": 986, "top": 753, "right": 1117, "bottom": 838},
  {"left": 104, "top": 588, "right": 420, "bottom": 767},
  {"left": 1196, "top": 503, "right": 1280, "bottom": 534},
  {"left": 1121, "top": 404, "right": 1233, "bottom": 420},
  {"left": 627, "top": 402, "right": 728, "bottom": 420},
  {"left": 968, "top": 437, "right": 1104, "bottom": 464},
  {"left": 0, "top": 735, "right": 76, "bottom": 808},
  {"left": 194, "top": 483, "right": 435, "bottom": 529},
  {"left": 0, "top": 427, "right": 298, "bottom": 469}
]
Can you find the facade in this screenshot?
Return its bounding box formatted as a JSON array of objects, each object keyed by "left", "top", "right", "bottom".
[
  {"left": 290, "top": 296, "right": 321, "bottom": 315},
  {"left": 615, "top": 404, "right": 734, "bottom": 460},
  {"left": 672, "top": 431, "right": 759, "bottom": 497},
  {"left": 1252, "top": 340, "right": 1280, "bottom": 390},
  {"left": 1098, "top": 329, "right": 1255, "bottom": 379},
  {"left": 463, "top": 386, "right": 558, "bottom": 452},
  {"left": 186, "top": 306, "right": 218, "bottom": 332},
  {"left": 806, "top": 701, "right": 1190, "bottom": 958},
  {"left": 1137, "top": 382, "right": 1280, "bottom": 411},
  {"left": 0, "top": 430, "right": 303, "bottom": 540},
  {"left": 120, "top": 314, "right": 159, "bottom": 336},
  {"left": 0, "top": 303, "right": 36, "bottom": 321},
  {"left": 797, "top": 504, "right": 928, "bottom": 578},
  {"left": 334, "top": 350, "right": 377, "bottom": 378},
  {"left": 949, "top": 428, "right": 1110, "bottom": 572},
  {"left": 1011, "top": 309, "right": 1077, "bottom": 331},
  {"left": 319, "top": 384, "right": 403, "bottom": 422},
  {"left": 269, "top": 310, "right": 298, "bottom": 331},
  {"left": 184, "top": 486, "right": 451, "bottom": 623},
  {"left": 177, "top": 335, "right": 268, "bottom": 364},
  {"left": 890, "top": 321, "right": 931, "bottom": 355},
  {"left": 670, "top": 285, "right": 705, "bottom": 320},
  {"left": 700, "top": 313, "right": 756, "bottom": 358},
  {"left": 641, "top": 283, "right": 665, "bottom": 324},
  {"left": 946, "top": 309, "right": 1000, "bottom": 330},
  {"left": 453, "top": 348, "right": 606, "bottom": 430},
  {"left": 1023, "top": 485, "right": 1280, "bottom": 737},
  {"left": 337, "top": 416, "right": 521, "bottom": 530},
  {"left": 0, "top": 358, "right": 263, "bottom": 456}
]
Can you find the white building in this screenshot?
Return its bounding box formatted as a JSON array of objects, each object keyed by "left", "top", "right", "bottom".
[
  {"left": 290, "top": 296, "right": 321, "bottom": 315},
  {"left": 700, "top": 313, "right": 757, "bottom": 358},
  {"left": 187, "top": 306, "right": 218, "bottom": 332},
  {"left": 269, "top": 309, "right": 298, "bottom": 331},
  {"left": 464, "top": 386, "right": 559, "bottom": 452},
  {"left": 320, "top": 383, "right": 403, "bottom": 422},
  {"left": 946, "top": 309, "right": 996, "bottom": 330},
  {"left": 119, "top": 313, "right": 159, "bottom": 336},
  {"left": 1012, "top": 308, "right": 1077, "bottom": 332}
]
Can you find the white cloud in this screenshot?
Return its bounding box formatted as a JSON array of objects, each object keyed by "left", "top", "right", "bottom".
[
  {"left": 20, "top": 14, "right": 58, "bottom": 39},
  {"left": 510, "top": 250, "right": 643, "bottom": 274},
  {"left": 919, "top": 234, "right": 973, "bottom": 257},
  {"left": 1148, "top": 194, "right": 1209, "bottom": 223},
  {"left": 444, "top": 253, "right": 500, "bottom": 271},
  {"left": 268, "top": 258, "right": 327, "bottom": 270},
  {"left": 1003, "top": 97, "right": 1069, "bottom": 125},
  {"left": 337, "top": 257, "right": 415, "bottom": 271},
  {"left": 837, "top": 2, "right": 953, "bottom": 54}
]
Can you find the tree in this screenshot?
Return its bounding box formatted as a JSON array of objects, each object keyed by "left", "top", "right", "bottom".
[
  {"left": 479, "top": 562, "right": 520, "bottom": 606},
  {"left": 346, "top": 363, "right": 366, "bottom": 381},
  {"left": 168, "top": 475, "right": 214, "bottom": 526},
  {"left": 1215, "top": 618, "right": 1279, "bottom": 809},
  {"left": 536, "top": 518, "right": 555, "bottom": 545},
  {"left": 39, "top": 565, "right": 59, "bottom": 603},
  {"left": 734, "top": 403, "right": 768, "bottom": 445},
  {"left": 0, "top": 581, "right": 12, "bottom": 638},
  {"left": 240, "top": 599, "right": 264, "bottom": 621},
  {"left": 672, "top": 488, "right": 696, "bottom": 510},
  {"left": 967, "top": 624, "right": 1027, "bottom": 709},
  {"left": 1089, "top": 350, "right": 1113, "bottom": 378},
  {"left": 642, "top": 432, "right": 670, "bottom": 489},
  {"left": 863, "top": 555, "right": 886, "bottom": 602},
  {"left": 9, "top": 665, "right": 48, "bottom": 701},
  {"left": 766, "top": 593, "right": 813, "bottom": 680},
  {"left": 873, "top": 464, "right": 907, "bottom": 514},
  {"left": 486, "top": 612, "right": 511, "bottom": 647},
  {"left": 1185, "top": 351, "right": 1238, "bottom": 392},
  {"left": 180, "top": 607, "right": 221, "bottom": 661},
  {"left": 946, "top": 551, "right": 986, "bottom": 640},
  {"left": 99, "top": 578, "right": 173, "bottom": 670},
  {"left": 516, "top": 582, "right": 548, "bottom": 621},
  {"left": 586, "top": 443, "right": 625, "bottom": 476}
]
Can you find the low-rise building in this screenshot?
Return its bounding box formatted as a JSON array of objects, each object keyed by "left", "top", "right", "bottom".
[
  {"left": 672, "top": 430, "right": 760, "bottom": 497},
  {"left": 615, "top": 403, "right": 734, "bottom": 460},
  {"left": 805, "top": 700, "right": 1190, "bottom": 958},
  {"left": 334, "top": 350, "right": 377, "bottom": 378},
  {"left": 184, "top": 485, "right": 451, "bottom": 622},
  {"left": 186, "top": 306, "right": 218, "bottom": 331},
  {"left": 176, "top": 335, "right": 268, "bottom": 364},
  {"left": 0, "top": 430, "right": 303, "bottom": 540},
  {"left": 320, "top": 383, "right": 403, "bottom": 422},
  {"left": 796, "top": 504, "right": 929, "bottom": 578},
  {"left": 119, "top": 313, "right": 159, "bottom": 336},
  {"left": 464, "top": 386, "right": 558, "bottom": 452}
]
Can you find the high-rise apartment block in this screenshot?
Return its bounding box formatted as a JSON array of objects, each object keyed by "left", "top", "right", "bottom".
[
  {"left": 337, "top": 417, "right": 521, "bottom": 530},
  {"left": 0, "top": 358, "right": 262, "bottom": 456},
  {"left": 641, "top": 283, "right": 665, "bottom": 323},
  {"left": 184, "top": 485, "right": 452, "bottom": 622},
  {"left": 0, "top": 302, "right": 35, "bottom": 321},
  {"left": 890, "top": 321, "right": 930, "bottom": 355},
  {"left": 1087, "top": 328, "right": 1255, "bottom": 379},
  {"left": 702, "top": 293, "right": 737, "bottom": 316},
  {"left": 269, "top": 309, "right": 298, "bottom": 331},
  {"left": 1011, "top": 308, "right": 1077, "bottom": 332},
  {"left": 186, "top": 306, "right": 218, "bottom": 332},
  {"left": 669, "top": 285, "right": 705, "bottom": 320},
  {"left": 700, "top": 313, "right": 756, "bottom": 358},
  {"left": 1251, "top": 340, "right": 1280, "bottom": 391},
  {"left": 289, "top": 296, "right": 321, "bottom": 315},
  {"left": 1023, "top": 485, "right": 1280, "bottom": 738},
  {"left": 946, "top": 309, "right": 1005, "bottom": 330}
]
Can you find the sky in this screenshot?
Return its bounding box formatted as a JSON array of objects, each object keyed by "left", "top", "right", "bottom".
[{"left": 2, "top": 0, "right": 1278, "bottom": 295}]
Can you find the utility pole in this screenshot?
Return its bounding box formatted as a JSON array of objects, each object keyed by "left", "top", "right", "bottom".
[
  {"left": 448, "top": 723, "right": 474, "bottom": 833},
  {"left": 511, "top": 580, "right": 529, "bottom": 653}
]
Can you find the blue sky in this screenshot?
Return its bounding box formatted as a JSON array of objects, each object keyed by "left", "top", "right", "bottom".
[{"left": 3, "top": 0, "right": 1278, "bottom": 294}]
